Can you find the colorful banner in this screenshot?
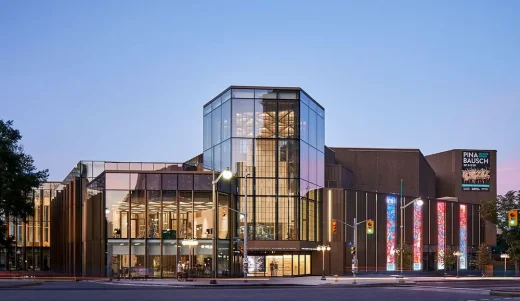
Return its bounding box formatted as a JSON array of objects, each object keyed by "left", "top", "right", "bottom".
[
  {"left": 386, "top": 195, "right": 397, "bottom": 271},
  {"left": 460, "top": 204, "right": 467, "bottom": 270},
  {"left": 413, "top": 201, "right": 422, "bottom": 271},
  {"left": 462, "top": 151, "right": 491, "bottom": 191},
  {"left": 437, "top": 202, "right": 446, "bottom": 270}
]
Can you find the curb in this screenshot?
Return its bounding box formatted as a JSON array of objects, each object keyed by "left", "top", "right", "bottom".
[
  {"left": 490, "top": 290, "right": 520, "bottom": 297},
  {"left": 95, "top": 281, "right": 416, "bottom": 289},
  {"left": 0, "top": 281, "right": 44, "bottom": 289}
]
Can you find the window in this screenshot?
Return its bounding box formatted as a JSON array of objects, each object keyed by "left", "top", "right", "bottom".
[
  {"left": 309, "top": 147, "right": 317, "bottom": 185},
  {"left": 212, "top": 106, "right": 222, "bottom": 146},
  {"left": 255, "top": 139, "right": 276, "bottom": 178},
  {"left": 308, "top": 109, "right": 317, "bottom": 148},
  {"left": 300, "top": 103, "right": 309, "bottom": 142},
  {"left": 213, "top": 143, "right": 222, "bottom": 171},
  {"left": 222, "top": 100, "right": 231, "bottom": 141},
  {"left": 232, "top": 89, "right": 254, "bottom": 98},
  {"left": 146, "top": 174, "right": 161, "bottom": 190},
  {"left": 300, "top": 142, "right": 309, "bottom": 181},
  {"left": 309, "top": 200, "right": 316, "bottom": 241},
  {"left": 231, "top": 139, "right": 254, "bottom": 176},
  {"left": 106, "top": 190, "right": 130, "bottom": 238},
  {"left": 278, "top": 140, "right": 299, "bottom": 178},
  {"left": 162, "top": 174, "right": 177, "bottom": 190},
  {"left": 317, "top": 116, "right": 325, "bottom": 152},
  {"left": 278, "top": 101, "right": 299, "bottom": 138},
  {"left": 221, "top": 139, "right": 231, "bottom": 171},
  {"left": 131, "top": 190, "right": 145, "bottom": 239},
  {"left": 147, "top": 191, "right": 161, "bottom": 239},
  {"left": 255, "top": 197, "right": 276, "bottom": 240},
  {"left": 278, "top": 197, "right": 297, "bottom": 240},
  {"left": 300, "top": 198, "right": 308, "bottom": 240},
  {"left": 255, "top": 179, "right": 275, "bottom": 195},
  {"left": 203, "top": 114, "right": 211, "bottom": 151},
  {"left": 106, "top": 173, "right": 129, "bottom": 190},
  {"left": 255, "top": 99, "right": 276, "bottom": 138},
  {"left": 232, "top": 99, "right": 254, "bottom": 138},
  {"left": 238, "top": 196, "right": 254, "bottom": 239}
]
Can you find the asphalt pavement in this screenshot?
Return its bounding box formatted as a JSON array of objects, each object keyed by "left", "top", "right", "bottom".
[{"left": 2, "top": 281, "right": 520, "bottom": 301}]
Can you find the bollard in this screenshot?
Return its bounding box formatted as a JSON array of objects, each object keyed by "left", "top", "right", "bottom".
[{"left": 334, "top": 274, "right": 338, "bottom": 283}]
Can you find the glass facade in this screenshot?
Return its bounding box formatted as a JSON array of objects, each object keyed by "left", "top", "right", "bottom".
[
  {"left": 2, "top": 182, "right": 61, "bottom": 271},
  {"left": 203, "top": 87, "right": 324, "bottom": 245},
  {"left": 92, "top": 171, "right": 231, "bottom": 278}
]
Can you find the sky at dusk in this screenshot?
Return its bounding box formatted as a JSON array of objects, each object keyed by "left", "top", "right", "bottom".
[{"left": 1, "top": 1, "right": 519, "bottom": 195}]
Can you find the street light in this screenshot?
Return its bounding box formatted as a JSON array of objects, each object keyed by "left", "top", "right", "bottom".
[
  {"left": 501, "top": 253, "right": 510, "bottom": 277},
  {"left": 399, "top": 197, "right": 423, "bottom": 275},
  {"left": 243, "top": 170, "right": 250, "bottom": 283},
  {"left": 210, "top": 168, "right": 233, "bottom": 285},
  {"left": 453, "top": 251, "right": 462, "bottom": 278},
  {"left": 317, "top": 245, "right": 331, "bottom": 280}
]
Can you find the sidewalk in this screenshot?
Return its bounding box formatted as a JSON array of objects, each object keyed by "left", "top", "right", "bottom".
[
  {"left": 96, "top": 276, "right": 415, "bottom": 288},
  {"left": 0, "top": 279, "right": 43, "bottom": 288}
]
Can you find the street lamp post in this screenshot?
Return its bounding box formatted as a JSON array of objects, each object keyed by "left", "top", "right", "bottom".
[
  {"left": 317, "top": 245, "right": 331, "bottom": 280},
  {"left": 210, "top": 168, "right": 233, "bottom": 285},
  {"left": 399, "top": 197, "right": 424, "bottom": 275},
  {"left": 453, "top": 251, "right": 462, "bottom": 278},
  {"left": 501, "top": 254, "right": 510, "bottom": 277},
  {"left": 243, "top": 170, "right": 250, "bottom": 283}
]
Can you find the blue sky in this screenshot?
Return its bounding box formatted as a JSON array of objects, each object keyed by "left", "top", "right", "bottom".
[{"left": 1, "top": 1, "right": 519, "bottom": 193}]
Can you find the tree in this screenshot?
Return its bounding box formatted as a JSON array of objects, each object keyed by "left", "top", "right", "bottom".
[
  {"left": 442, "top": 246, "right": 457, "bottom": 272},
  {"left": 0, "top": 120, "right": 49, "bottom": 249},
  {"left": 395, "top": 244, "right": 413, "bottom": 270},
  {"left": 475, "top": 243, "right": 492, "bottom": 276},
  {"left": 481, "top": 191, "right": 520, "bottom": 275}
]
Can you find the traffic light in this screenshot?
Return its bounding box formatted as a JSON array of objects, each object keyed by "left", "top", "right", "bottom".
[
  {"left": 366, "top": 219, "right": 374, "bottom": 235},
  {"left": 508, "top": 210, "right": 518, "bottom": 226},
  {"left": 332, "top": 220, "right": 337, "bottom": 234},
  {"left": 350, "top": 246, "right": 356, "bottom": 255}
]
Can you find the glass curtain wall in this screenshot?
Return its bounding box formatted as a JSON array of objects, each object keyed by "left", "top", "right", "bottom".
[
  {"left": 3, "top": 183, "right": 59, "bottom": 271},
  {"left": 203, "top": 88, "right": 324, "bottom": 242},
  {"left": 103, "top": 172, "right": 228, "bottom": 278},
  {"left": 299, "top": 91, "right": 325, "bottom": 242}
]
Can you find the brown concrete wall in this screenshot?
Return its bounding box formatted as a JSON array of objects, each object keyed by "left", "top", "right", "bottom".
[
  {"left": 426, "top": 150, "right": 497, "bottom": 246},
  {"left": 329, "top": 148, "right": 432, "bottom": 197}
]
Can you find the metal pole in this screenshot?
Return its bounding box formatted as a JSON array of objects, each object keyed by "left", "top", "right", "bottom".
[
  {"left": 505, "top": 256, "right": 507, "bottom": 277},
  {"left": 210, "top": 170, "right": 217, "bottom": 284},
  {"left": 322, "top": 249, "right": 325, "bottom": 280},
  {"left": 400, "top": 179, "right": 403, "bottom": 276},
  {"left": 244, "top": 172, "right": 249, "bottom": 283},
  {"left": 353, "top": 217, "right": 357, "bottom": 285},
  {"left": 457, "top": 256, "right": 459, "bottom": 278}
]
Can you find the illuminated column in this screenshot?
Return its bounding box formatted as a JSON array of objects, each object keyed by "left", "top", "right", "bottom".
[
  {"left": 386, "top": 195, "right": 397, "bottom": 271},
  {"left": 437, "top": 202, "right": 446, "bottom": 270},
  {"left": 413, "top": 202, "right": 422, "bottom": 271},
  {"left": 459, "top": 204, "right": 467, "bottom": 270}
]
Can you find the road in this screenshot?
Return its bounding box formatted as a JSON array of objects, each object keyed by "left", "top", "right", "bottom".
[{"left": 1, "top": 281, "right": 519, "bottom": 301}]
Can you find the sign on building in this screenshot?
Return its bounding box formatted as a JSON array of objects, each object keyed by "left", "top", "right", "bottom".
[{"left": 461, "top": 151, "right": 491, "bottom": 191}]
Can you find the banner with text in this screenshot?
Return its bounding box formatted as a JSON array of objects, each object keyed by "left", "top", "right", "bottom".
[{"left": 461, "top": 151, "right": 490, "bottom": 191}]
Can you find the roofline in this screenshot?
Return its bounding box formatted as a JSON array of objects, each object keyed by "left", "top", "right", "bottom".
[
  {"left": 426, "top": 149, "right": 497, "bottom": 157},
  {"left": 203, "top": 85, "right": 324, "bottom": 110},
  {"left": 328, "top": 147, "right": 422, "bottom": 152}
]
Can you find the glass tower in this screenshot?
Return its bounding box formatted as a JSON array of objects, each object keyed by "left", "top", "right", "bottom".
[{"left": 203, "top": 86, "right": 325, "bottom": 242}]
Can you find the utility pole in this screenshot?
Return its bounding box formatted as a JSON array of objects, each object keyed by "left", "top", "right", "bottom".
[
  {"left": 333, "top": 218, "right": 371, "bottom": 285},
  {"left": 243, "top": 171, "right": 250, "bottom": 283},
  {"left": 353, "top": 217, "right": 357, "bottom": 285},
  {"left": 400, "top": 179, "right": 404, "bottom": 275}
]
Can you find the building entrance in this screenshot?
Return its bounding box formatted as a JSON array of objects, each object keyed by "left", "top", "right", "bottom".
[{"left": 245, "top": 252, "right": 311, "bottom": 277}]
